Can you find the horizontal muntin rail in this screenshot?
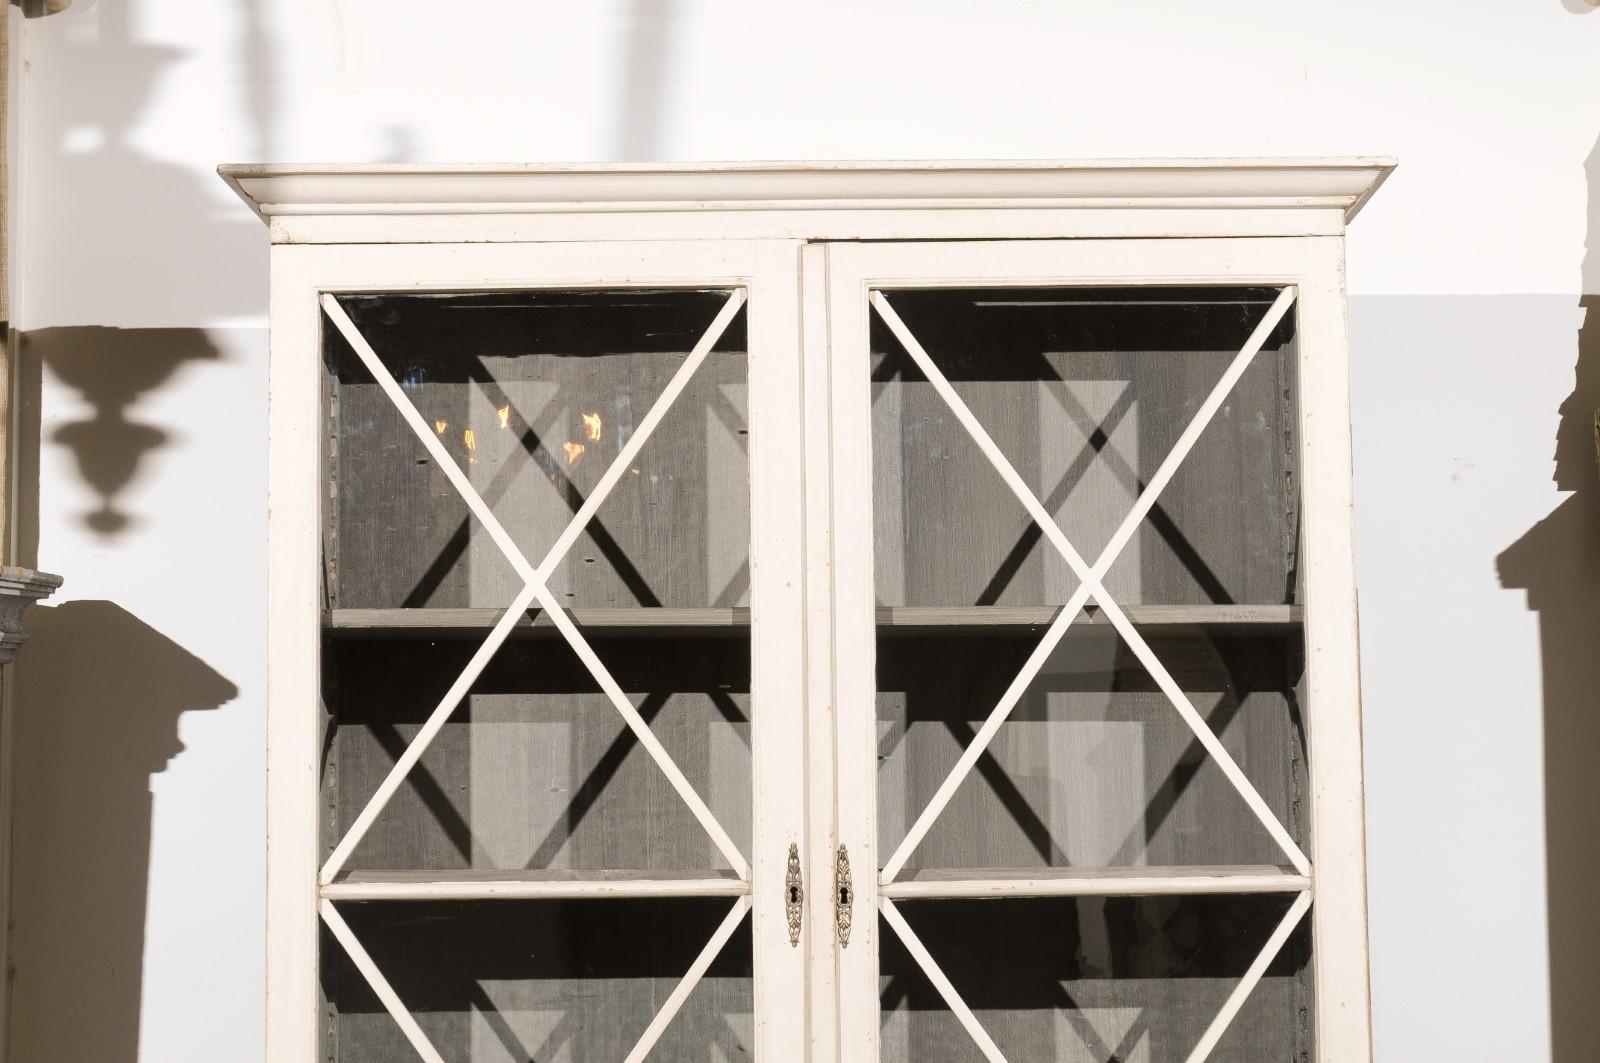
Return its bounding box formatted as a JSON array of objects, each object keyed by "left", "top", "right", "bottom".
[
  {"left": 322, "top": 868, "right": 748, "bottom": 902},
  {"left": 326, "top": 603, "right": 1304, "bottom": 637},
  {"left": 879, "top": 864, "right": 1310, "bottom": 900}
]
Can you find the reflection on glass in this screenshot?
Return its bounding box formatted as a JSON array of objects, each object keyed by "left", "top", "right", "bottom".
[{"left": 325, "top": 289, "right": 749, "bottom": 610}]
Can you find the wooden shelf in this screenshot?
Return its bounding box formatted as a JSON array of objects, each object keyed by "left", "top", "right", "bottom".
[
  {"left": 880, "top": 864, "right": 1309, "bottom": 900},
  {"left": 876, "top": 604, "right": 1302, "bottom": 635},
  {"left": 327, "top": 607, "right": 751, "bottom": 639},
  {"left": 326, "top": 604, "right": 1302, "bottom": 638},
  {"left": 321, "top": 868, "right": 748, "bottom": 902}
]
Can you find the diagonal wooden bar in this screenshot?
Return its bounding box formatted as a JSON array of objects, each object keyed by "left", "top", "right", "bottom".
[
  {"left": 871, "top": 287, "right": 1308, "bottom": 881},
  {"left": 880, "top": 898, "right": 1008, "bottom": 1063},
  {"left": 534, "top": 289, "right": 746, "bottom": 581},
  {"left": 528, "top": 577, "right": 750, "bottom": 878},
  {"left": 879, "top": 580, "right": 1092, "bottom": 883},
  {"left": 319, "top": 290, "right": 753, "bottom": 884},
  {"left": 319, "top": 900, "right": 448, "bottom": 1063},
  {"left": 1185, "top": 890, "right": 1313, "bottom": 1063},
  {"left": 1085, "top": 591, "right": 1311, "bottom": 874},
  {"left": 319, "top": 582, "right": 541, "bottom": 885},
  {"left": 622, "top": 896, "right": 752, "bottom": 1063},
  {"left": 321, "top": 293, "right": 539, "bottom": 584}
]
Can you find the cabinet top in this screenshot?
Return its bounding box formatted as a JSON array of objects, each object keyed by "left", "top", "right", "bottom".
[{"left": 219, "top": 158, "right": 1394, "bottom": 244}]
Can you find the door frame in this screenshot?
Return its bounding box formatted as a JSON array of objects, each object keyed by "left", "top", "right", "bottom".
[
  {"left": 266, "top": 238, "right": 812, "bottom": 1061},
  {"left": 816, "top": 236, "right": 1370, "bottom": 1062}
]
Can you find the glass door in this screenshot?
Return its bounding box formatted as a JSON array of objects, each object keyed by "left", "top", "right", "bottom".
[
  {"left": 823, "top": 239, "right": 1366, "bottom": 1062},
  {"left": 276, "top": 241, "right": 808, "bottom": 1062}
]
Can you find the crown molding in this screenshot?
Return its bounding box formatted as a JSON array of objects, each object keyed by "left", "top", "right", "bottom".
[{"left": 219, "top": 159, "right": 1394, "bottom": 243}]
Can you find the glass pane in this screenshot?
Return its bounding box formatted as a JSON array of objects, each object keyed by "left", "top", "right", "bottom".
[
  {"left": 325, "top": 289, "right": 748, "bottom": 610},
  {"left": 871, "top": 287, "right": 1297, "bottom": 608},
  {"left": 330, "top": 634, "right": 750, "bottom": 874},
  {"left": 326, "top": 900, "right": 753, "bottom": 1062},
  {"left": 869, "top": 284, "right": 1310, "bottom": 1058},
  {"left": 879, "top": 896, "right": 1312, "bottom": 1062},
  {"left": 319, "top": 288, "right": 753, "bottom": 1063},
  {"left": 877, "top": 629, "right": 1305, "bottom": 871},
  {"left": 321, "top": 287, "right": 752, "bottom": 877}
]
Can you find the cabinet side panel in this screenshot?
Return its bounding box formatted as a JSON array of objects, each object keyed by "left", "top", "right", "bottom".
[
  {"left": 267, "top": 245, "right": 327, "bottom": 1061},
  {"left": 1296, "top": 242, "right": 1373, "bottom": 1063}
]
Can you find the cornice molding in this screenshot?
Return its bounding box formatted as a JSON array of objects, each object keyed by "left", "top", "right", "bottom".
[{"left": 220, "top": 158, "right": 1395, "bottom": 228}]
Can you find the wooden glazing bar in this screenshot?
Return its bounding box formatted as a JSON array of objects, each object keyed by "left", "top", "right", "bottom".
[
  {"left": 326, "top": 603, "right": 1304, "bottom": 636},
  {"left": 880, "top": 865, "right": 1311, "bottom": 900},
  {"left": 322, "top": 868, "right": 749, "bottom": 902}
]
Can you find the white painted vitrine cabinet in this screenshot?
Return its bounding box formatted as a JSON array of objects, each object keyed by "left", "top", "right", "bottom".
[{"left": 225, "top": 160, "right": 1391, "bottom": 1063}]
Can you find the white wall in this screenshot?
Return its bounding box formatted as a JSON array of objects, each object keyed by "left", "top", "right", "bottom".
[{"left": 9, "top": 1, "right": 1600, "bottom": 1060}]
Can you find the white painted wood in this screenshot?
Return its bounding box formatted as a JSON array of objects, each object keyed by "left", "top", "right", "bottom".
[
  {"left": 244, "top": 171, "right": 1383, "bottom": 1063},
  {"left": 879, "top": 899, "right": 1008, "bottom": 1063},
  {"left": 327, "top": 602, "right": 1303, "bottom": 634},
  {"left": 319, "top": 582, "right": 542, "bottom": 884},
  {"left": 268, "top": 206, "right": 1348, "bottom": 246},
  {"left": 318, "top": 286, "right": 753, "bottom": 883},
  {"left": 881, "top": 865, "right": 1311, "bottom": 900},
  {"left": 530, "top": 289, "right": 746, "bottom": 581},
  {"left": 878, "top": 583, "right": 1093, "bottom": 884},
  {"left": 1294, "top": 238, "right": 1377, "bottom": 1063},
  {"left": 823, "top": 242, "right": 886, "bottom": 1061},
  {"left": 744, "top": 240, "right": 811, "bottom": 1060},
  {"left": 265, "top": 239, "right": 805, "bottom": 1062},
  {"left": 265, "top": 244, "right": 327, "bottom": 1063},
  {"left": 219, "top": 158, "right": 1394, "bottom": 223},
  {"left": 826, "top": 235, "right": 1371, "bottom": 1062},
  {"left": 319, "top": 901, "right": 447, "bottom": 1063},
  {"left": 798, "top": 242, "right": 841, "bottom": 1063},
  {"left": 328, "top": 606, "right": 754, "bottom": 633},
  {"left": 1184, "top": 891, "right": 1314, "bottom": 1063},
  {"left": 523, "top": 578, "right": 751, "bottom": 878},
  {"left": 1067, "top": 286, "right": 1297, "bottom": 572},
  {"left": 1092, "top": 598, "right": 1312, "bottom": 874},
  {"left": 869, "top": 286, "right": 1309, "bottom": 881},
  {"left": 321, "top": 869, "right": 749, "bottom": 901},
  {"left": 623, "top": 897, "right": 753, "bottom": 1063},
  {"left": 320, "top": 293, "right": 538, "bottom": 584}
]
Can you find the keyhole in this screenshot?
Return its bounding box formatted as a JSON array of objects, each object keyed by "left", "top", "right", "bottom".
[
  {"left": 789, "top": 886, "right": 801, "bottom": 904},
  {"left": 839, "top": 887, "right": 850, "bottom": 906}
]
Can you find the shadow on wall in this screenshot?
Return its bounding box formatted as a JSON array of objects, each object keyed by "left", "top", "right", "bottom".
[
  {"left": 615, "top": 0, "right": 677, "bottom": 158},
  {"left": 7, "top": 602, "right": 237, "bottom": 1063},
  {"left": 1497, "top": 135, "right": 1600, "bottom": 1060},
  {"left": 18, "top": 1, "right": 265, "bottom": 325},
  {"left": 18, "top": 327, "right": 223, "bottom": 546},
  {"left": 4, "top": 2, "right": 268, "bottom": 1058}
]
